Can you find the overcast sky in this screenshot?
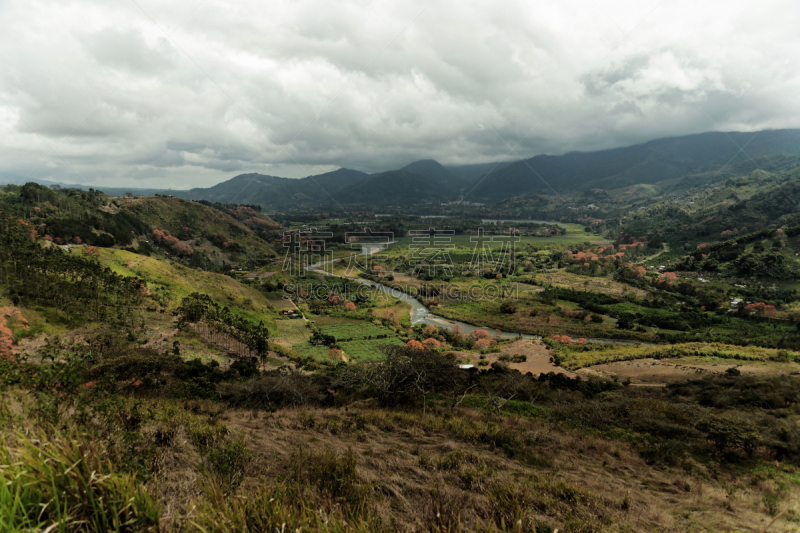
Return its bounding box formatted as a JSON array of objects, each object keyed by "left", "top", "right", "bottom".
[{"left": 1, "top": 0, "right": 799, "bottom": 189}]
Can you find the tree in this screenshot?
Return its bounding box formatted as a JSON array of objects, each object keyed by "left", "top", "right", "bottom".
[
  {"left": 484, "top": 367, "right": 527, "bottom": 415},
  {"left": 474, "top": 338, "right": 493, "bottom": 351},
  {"left": 177, "top": 293, "right": 215, "bottom": 322},
  {"left": 422, "top": 338, "right": 440, "bottom": 350},
  {"left": 499, "top": 301, "right": 517, "bottom": 314},
  {"left": 338, "top": 346, "right": 461, "bottom": 411}
]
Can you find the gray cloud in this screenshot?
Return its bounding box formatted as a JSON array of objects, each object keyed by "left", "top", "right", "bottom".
[{"left": 0, "top": 0, "right": 799, "bottom": 188}]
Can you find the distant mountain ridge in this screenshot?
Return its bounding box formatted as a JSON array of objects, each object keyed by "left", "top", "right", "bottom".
[
  {"left": 466, "top": 129, "right": 800, "bottom": 202},
  {"left": 166, "top": 129, "right": 800, "bottom": 207},
  {"left": 4, "top": 129, "right": 800, "bottom": 207},
  {"left": 173, "top": 160, "right": 472, "bottom": 208},
  {"left": 172, "top": 168, "right": 370, "bottom": 207}
]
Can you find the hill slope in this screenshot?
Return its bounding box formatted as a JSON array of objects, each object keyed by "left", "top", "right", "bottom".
[
  {"left": 0, "top": 183, "right": 278, "bottom": 268},
  {"left": 99, "top": 248, "right": 277, "bottom": 326},
  {"left": 331, "top": 168, "right": 461, "bottom": 205},
  {"left": 174, "top": 168, "right": 370, "bottom": 208}
]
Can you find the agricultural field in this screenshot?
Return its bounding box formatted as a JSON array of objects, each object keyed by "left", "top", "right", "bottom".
[
  {"left": 531, "top": 271, "right": 649, "bottom": 298},
  {"left": 551, "top": 341, "right": 800, "bottom": 370},
  {"left": 317, "top": 322, "right": 397, "bottom": 341},
  {"left": 309, "top": 316, "right": 364, "bottom": 326},
  {"left": 289, "top": 342, "right": 336, "bottom": 360},
  {"left": 282, "top": 317, "right": 405, "bottom": 361},
  {"left": 386, "top": 223, "right": 603, "bottom": 252},
  {"left": 339, "top": 337, "right": 406, "bottom": 361},
  {"left": 274, "top": 319, "right": 313, "bottom": 347}
]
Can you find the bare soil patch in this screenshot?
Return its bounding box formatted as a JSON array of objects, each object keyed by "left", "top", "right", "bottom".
[
  {"left": 449, "top": 339, "right": 576, "bottom": 377},
  {"left": 577, "top": 357, "right": 800, "bottom": 384}
]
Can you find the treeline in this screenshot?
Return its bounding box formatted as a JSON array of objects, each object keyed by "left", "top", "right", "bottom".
[
  {"left": 542, "top": 287, "right": 721, "bottom": 331},
  {"left": 0, "top": 209, "right": 147, "bottom": 322},
  {"left": 176, "top": 293, "right": 271, "bottom": 358}
]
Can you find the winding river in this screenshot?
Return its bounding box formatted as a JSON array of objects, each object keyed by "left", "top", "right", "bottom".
[{"left": 306, "top": 257, "right": 652, "bottom": 346}]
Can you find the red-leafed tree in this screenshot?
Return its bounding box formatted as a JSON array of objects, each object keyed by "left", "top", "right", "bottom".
[
  {"left": 471, "top": 329, "right": 490, "bottom": 340},
  {"left": 473, "top": 338, "right": 493, "bottom": 351},
  {"left": 744, "top": 302, "right": 778, "bottom": 318},
  {"left": 422, "top": 338, "right": 441, "bottom": 350},
  {"left": 549, "top": 334, "right": 573, "bottom": 345}
]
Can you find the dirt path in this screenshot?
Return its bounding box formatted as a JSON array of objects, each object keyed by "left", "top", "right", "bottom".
[{"left": 636, "top": 243, "right": 668, "bottom": 265}]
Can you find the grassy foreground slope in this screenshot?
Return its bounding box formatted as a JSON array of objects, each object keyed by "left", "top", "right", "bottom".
[
  {"left": 2, "top": 342, "right": 800, "bottom": 533},
  {"left": 99, "top": 248, "right": 277, "bottom": 327}
]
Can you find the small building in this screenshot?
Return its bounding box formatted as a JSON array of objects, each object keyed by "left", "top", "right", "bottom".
[
  {"left": 243, "top": 271, "right": 276, "bottom": 281},
  {"left": 280, "top": 309, "right": 302, "bottom": 319},
  {"left": 730, "top": 298, "right": 743, "bottom": 308}
]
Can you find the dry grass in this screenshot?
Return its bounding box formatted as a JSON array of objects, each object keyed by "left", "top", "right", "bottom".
[
  {"left": 207, "top": 405, "right": 800, "bottom": 532},
  {"left": 556, "top": 341, "right": 800, "bottom": 370},
  {"left": 531, "top": 272, "right": 649, "bottom": 299}
]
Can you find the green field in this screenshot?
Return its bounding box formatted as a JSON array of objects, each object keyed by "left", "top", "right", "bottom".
[
  {"left": 275, "top": 320, "right": 312, "bottom": 345},
  {"left": 339, "top": 337, "right": 405, "bottom": 361},
  {"left": 318, "top": 322, "right": 397, "bottom": 341},
  {"left": 292, "top": 343, "right": 336, "bottom": 360}
]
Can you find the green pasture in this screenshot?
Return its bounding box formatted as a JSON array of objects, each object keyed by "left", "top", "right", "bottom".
[
  {"left": 318, "top": 323, "right": 397, "bottom": 341},
  {"left": 339, "top": 338, "right": 405, "bottom": 361}
]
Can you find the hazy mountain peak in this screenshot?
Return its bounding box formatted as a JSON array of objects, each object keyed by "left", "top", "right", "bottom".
[{"left": 401, "top": 159, "right": 450, "bottom": 178}]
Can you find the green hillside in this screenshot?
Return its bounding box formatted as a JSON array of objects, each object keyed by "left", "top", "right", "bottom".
[
  {"left": 117, "top": 196, "right": 278, "bottom": 265},
  {"left": 609, "top": 165, "right": 800, "bottom": 246},
  {"left": 98, "top": 248, "right": 278, "bottom": 327}
]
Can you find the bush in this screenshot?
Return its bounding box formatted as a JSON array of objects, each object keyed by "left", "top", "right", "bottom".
[{"left": 499, "top": 301, "right": 518, "bottom": 314}]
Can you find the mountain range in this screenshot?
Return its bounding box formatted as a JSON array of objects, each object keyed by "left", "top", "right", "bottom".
[
  {"left": 5, "top": 129, "right": 800, "bottom": 208},
  {"left": 174, "top": 129, "right": 800, "bottom": 208}
]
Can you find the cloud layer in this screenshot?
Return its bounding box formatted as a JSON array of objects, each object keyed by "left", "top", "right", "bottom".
[{"left": 1, "top": 0, "right": 799, "bottom": 188}]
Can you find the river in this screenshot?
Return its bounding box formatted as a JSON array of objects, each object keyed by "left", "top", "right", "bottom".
[{"left": 306, "top": 257, "right": 652, "bottom": 346}]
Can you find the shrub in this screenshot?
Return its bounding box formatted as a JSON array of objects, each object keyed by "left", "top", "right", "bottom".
[{"left": 499, "top": 301, "right": 517, "bottom": 314}]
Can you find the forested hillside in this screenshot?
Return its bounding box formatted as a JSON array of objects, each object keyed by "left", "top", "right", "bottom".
[{"left": 0, "top": 183, "right": 280, "bottom": 270}]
